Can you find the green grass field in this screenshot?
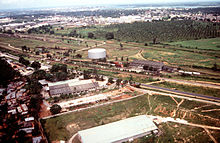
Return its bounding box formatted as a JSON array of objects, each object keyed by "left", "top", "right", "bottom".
[
  {"left": 142, "top": 46, "right": 219, "bottom": 68},
  {"left": 152, "top": 81, "right": 220, "bottom": 98},
  {"left": 169, "top": 38, "right": 220, "bottom": 50}
]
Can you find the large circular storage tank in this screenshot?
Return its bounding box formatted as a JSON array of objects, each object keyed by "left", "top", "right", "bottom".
[{"left": 88, "top": 48, "right": 106, "bottom": 59}]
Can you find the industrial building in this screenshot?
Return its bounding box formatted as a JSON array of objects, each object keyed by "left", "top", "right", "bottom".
[
  {"left": 48, "top": 79, "right": 99, "bottom": 96},
  {"left": 130, "top": 60, "right": 175, "bottom": 73},
  {"left": 74, "top": 115, "right": 158, "bottom": 143},
  {"left": 130, "top": 60, "right": 164, "bottom": 71},
  {"left": 88, "top": 48, "right": 106, "bottom": 60}
]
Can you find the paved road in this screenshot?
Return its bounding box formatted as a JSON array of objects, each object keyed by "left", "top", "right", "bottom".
[{"left": 141, "top": 83, "right": 220, "bottom": 102}]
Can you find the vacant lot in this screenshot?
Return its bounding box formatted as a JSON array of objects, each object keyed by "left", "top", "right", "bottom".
[
  {"left": 41, "top": 93, "right": 220, "bottom": 142},
  {"left": 134, "top": 122, "right": 220, "bottom": 143}
]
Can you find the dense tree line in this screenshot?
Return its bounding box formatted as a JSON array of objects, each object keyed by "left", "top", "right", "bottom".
[
  {"left": 27, "top": 25, "right": 54, "bottom": 34},
  {"left": 85, "top": 20, "right": 220, "bottom": 42},
  {"left": 31, "top": 61, "right": 41, "bottom": 70},
  {"left": 25, "top": 79, "right": 42, "bottom": 94},
  {"left": 50, "top": 64, "right": 68, "bottom": 81},
  {"left": 0, "top": 58, "right": 20, "bottom": 87}
]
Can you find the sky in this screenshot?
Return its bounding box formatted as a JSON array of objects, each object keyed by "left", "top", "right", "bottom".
[{"left": 0, "top": 0, "right": 219, "bottom": 10}]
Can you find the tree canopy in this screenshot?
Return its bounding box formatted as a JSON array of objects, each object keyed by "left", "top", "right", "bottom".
[
  {"left": 79, "top": 20, "right": 220, "bottom": 42},
  {"left": 50, "top": 104, "right": 62, "bottom": 115},
  {"left": 88, "top": 32, "right": 95, "bottom": 39},
  {"left": 55, "top": 72, "right": 67, "bottom": 81},
  {"left": 32, "top": 70, "right": 46, "bottom": 80},
  {"left": 31, "top": 61, "right": 41, "bottom": 70},
  {"left": 19, "top": 56, "right": 30, "bottom": 66},
  {"left": 26, "top": 80, "right": 42, "bottom": 94},
  {"left": 50, "top": 64, "right": 67, "bottom": 73},
  {"left": 105, "top": 32, "right": 114, "bottom": 40},
  {"left": 0, "top": 58, "right": 20, "bottom": 87}
]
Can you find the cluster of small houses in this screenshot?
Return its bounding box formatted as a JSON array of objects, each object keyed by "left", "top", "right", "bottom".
[
  {"left": 0, "top": 81, "right": 43, "bottom": 143},
  {"left": 5, "top": 56, "right": 52, "bottom": 76},
  {"left": 0, "top": 58, "right": 45, "bottom": 143}
]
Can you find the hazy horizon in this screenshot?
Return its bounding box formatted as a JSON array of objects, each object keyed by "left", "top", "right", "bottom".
[{"left": 0, "top": 0, "right": 220, "bottom": 10}]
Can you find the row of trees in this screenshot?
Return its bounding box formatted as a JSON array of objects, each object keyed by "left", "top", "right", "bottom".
[
  {"left": 87, "top": 32, "right": 114, "bottom": 40},
  {"left": 19, "top": 56, "right": 42, "bottom": 70},
  {"left": 115, "top": 56, "right": 129, "bottom": 61},
  {"left": 31, "top": 63, "right": 68, "bottom": 82},
  {"left": 82, "top": 20, "right": 220, "bottom": 42},
  {"left": 27, "top": 25, "right": 54, "bottom": 34}
]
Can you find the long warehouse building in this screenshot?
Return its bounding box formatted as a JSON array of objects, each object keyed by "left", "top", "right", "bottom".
[
  {"left": 48, "top": 79, "right": 99, "bottom": 96},
  {"left": 73, "top": 115, "right": 158, "bottom": 143}
]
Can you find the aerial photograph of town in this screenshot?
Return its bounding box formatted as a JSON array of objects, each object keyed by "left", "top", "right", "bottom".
[{"left": 0, "top": 0, "right": 220, "bottom": 142}]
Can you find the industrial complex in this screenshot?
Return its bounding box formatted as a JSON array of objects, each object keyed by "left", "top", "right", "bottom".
[{"left": 130, "top": 60, "right": 175, "bottom": 74}]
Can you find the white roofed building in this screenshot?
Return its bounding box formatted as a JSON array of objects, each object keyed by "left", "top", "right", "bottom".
[
  {"left": 48, "top": 79, "right": 99, "bottom": 96},
  {"left": 74, "top": 115, "right": 158, "bottom": 143}
]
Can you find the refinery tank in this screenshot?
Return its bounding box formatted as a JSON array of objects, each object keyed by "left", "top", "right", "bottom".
[{"left": 88, "top": 48, "right": 106, "bottom": 59}]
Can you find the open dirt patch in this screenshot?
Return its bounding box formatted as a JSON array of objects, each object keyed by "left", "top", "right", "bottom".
[
  {"left": 162, "top": 52, "right": 175, "bottom": 55},
  {"left": 39, "top": 103, "right": 51, "bottom": 118},
  {"left": 66, "top": 123, "right": 80, "bottom": 132}
]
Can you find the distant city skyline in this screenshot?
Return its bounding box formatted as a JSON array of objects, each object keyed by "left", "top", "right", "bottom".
[{"left": 0, "top": 0, "right": 220, "bottom": 10}]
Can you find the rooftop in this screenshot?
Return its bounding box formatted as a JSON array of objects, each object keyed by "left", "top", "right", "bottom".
[
  {"left": 130, "top": 60, "right": 164, "bottom": 67},
  {"left": 58, "top": 94, "right": 111, "bottom": 108},
  {"left": 77, "top": 115, "right": 158, "bottom": 143},
  {"left": 49, "top": 79, "right": 99, "bottom": 95},
  {"left": 88, "top": 48, "right": 106, "bottom": 53}
]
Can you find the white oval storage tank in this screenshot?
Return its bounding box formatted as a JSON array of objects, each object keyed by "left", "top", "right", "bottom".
[{"left": 88, "top": 48, "right": 106, "bottom": 59}]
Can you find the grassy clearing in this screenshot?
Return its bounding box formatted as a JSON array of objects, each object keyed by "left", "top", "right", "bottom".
[
  {"left": 0, "top": 36, "right": 86, "bottom": 51},
  {"left": 41, "top": 93, "right": 220, "bottom": 142},
  {"left": 152, "top": 81, "right": 220, "bottom": 98},
  {"left": 169, "top": 38, "right": 220, "bottom": 50},
  {"left": 133, "top": 122, "right": 213, "bottom": 143},
  {"left": 142, "top": 48, "right": 219, "bottom": 68},
  {"left": 162, "top": 74, "right": 220, "bottom": 83}
]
